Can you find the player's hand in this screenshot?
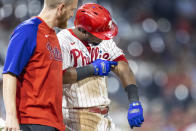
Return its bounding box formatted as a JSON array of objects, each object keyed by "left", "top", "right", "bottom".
[
  {"left": 127, "top": 101, "right": 144, "bottom": 129},
  {"left": 91, "top": 59, "right": 117, "bottom": 76},
  {"left": 4, "top": 115, "right": 20, "bottom": 131}
]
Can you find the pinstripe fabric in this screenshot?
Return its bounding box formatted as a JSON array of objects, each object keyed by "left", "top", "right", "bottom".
[
  {"left": 57, "top": 29, "right": 125, "bottom": 131},
  {"left": 62, "top": 108, "right": 115, "bottom": 131}
]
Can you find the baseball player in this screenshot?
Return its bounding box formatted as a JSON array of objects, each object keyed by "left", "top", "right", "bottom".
[{"left": 58, "top": 3, "right": 144, "bottom": 131}]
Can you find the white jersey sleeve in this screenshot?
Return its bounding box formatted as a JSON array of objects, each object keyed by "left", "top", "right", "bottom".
[
  {"left": 57, "top": 30, "right": 73, "bottom": 70},
  {"left": 101, "top": 39, "right": 125, "bottom": 61}
]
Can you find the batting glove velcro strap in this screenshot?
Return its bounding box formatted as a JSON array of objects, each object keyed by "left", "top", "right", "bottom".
[{"left": 127, "top": 101, "right": 144, "bottom": 129}]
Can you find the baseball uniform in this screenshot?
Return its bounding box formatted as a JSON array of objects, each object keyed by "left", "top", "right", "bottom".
[{"left": 58, "top": 28, "right": 127, "bottom": 131}]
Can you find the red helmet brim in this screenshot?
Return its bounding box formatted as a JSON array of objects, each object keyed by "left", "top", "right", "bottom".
[{"left": 90, "top": 21, "right": 118, "bottom": 40}]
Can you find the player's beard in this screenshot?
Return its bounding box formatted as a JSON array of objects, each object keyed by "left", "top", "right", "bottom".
[
  {"left": 92, "top": 42, "right": 100, "bottom": 46},
  {"left": 86, "top": 38, "right": 102, "bottom": 46},
  {"left": 58, "top": 20, "right": 68, "bottom": 29},
  {"left": 85, "top": 38, "right": 100, "bottom": 46}
]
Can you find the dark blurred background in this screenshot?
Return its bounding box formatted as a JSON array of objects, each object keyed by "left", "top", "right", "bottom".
[{"left": 1, "top": 0, "right": 196, "bottom": 130}]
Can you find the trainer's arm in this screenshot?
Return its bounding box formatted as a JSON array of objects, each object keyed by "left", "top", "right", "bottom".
[
  {"left": 63, "top": 68, "right": 77, "bottom": 84},
  {"left": 3, "top": 73, "right": 20, "bottom": 130},
  {"left": 63, "top": 65, "right": 95, "bottom": 84}
]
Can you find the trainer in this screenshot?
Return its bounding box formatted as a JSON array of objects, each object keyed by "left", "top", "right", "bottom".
[{"left": 2, "top": 0, "right": 78, "bottom": 131}]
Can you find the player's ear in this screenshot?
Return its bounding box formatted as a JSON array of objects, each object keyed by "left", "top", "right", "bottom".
[{"left": 57, "top": 3, "right": 65, "bottom": 16}]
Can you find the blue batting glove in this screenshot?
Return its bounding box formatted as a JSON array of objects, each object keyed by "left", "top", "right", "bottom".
[
  {"left": 92, "top": 59, "right": 117, "bottom": 76},
  {"left": 127, "top": 101, "right": 144, "bottom": 129}
]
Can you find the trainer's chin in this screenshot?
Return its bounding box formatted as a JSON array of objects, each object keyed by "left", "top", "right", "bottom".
[{"left": 57, "top": 20, "right": 68, "bottom": 29}]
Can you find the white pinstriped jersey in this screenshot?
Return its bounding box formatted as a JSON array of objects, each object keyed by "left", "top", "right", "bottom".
[{"left": 57, "top": 29, "right": 126, "bottom": 108}]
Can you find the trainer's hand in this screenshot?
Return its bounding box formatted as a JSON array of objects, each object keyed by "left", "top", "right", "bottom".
[
  {"left": 4, "top": 115, "right": 20, "bottom": 131},
  {"left": 127, "top": 101, "right": 144, "bottom": 129},
  {"left": 92, "top": 59, "right": 117, "bottom": 76}
]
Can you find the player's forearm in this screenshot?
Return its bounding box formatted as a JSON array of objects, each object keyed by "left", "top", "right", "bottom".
[
  {"left": 114, "top": 61, "right": 144, "bottom": 128},
  {"left": 113, "top": 61, "right": 139, "bottom": 103},
  {"left": 3, "top": 74, "right": 18, "bottom": 117},
  {"left": 113, "top": 61, "right": 136, "bottom": 87}
]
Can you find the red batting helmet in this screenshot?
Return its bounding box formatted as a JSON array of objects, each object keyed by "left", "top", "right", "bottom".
[{"left": 74, "top": 3, "right": 118, "bottom": 40}]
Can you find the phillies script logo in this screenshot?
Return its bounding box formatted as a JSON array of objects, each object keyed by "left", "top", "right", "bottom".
[
  {"left": 71, "top": 47, "right": 110, "bottom": 67},
  {"left": 47, "top": 42, "right": 62, "bottom": 61}
]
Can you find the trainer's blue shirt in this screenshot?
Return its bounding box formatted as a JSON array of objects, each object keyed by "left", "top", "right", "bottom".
[{"left": 3, "top": 17, "right": 41, "bottom": 76}]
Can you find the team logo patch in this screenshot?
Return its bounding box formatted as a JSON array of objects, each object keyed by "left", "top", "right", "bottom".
[{"left": 47, "top": 42, "right": 62, "bottom": 61}]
